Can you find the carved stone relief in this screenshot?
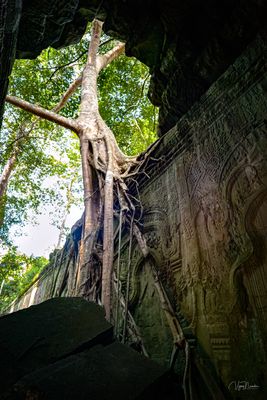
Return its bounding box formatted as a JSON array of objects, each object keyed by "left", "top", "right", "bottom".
[{"left": 115, "top": 34, "right": 267, "bottom": 396}]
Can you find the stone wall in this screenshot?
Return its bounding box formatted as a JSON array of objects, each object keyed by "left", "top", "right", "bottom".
[
  {"left": 9, "top": 33, "right": 267, "bottom": 398},
  {"left": 9, "top": 234, "right": 79, "bottom": 312}
]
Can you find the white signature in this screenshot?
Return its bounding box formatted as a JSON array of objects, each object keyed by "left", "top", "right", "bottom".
[{"left": 228, "top": 381, "right": 260, "bottom": 391}]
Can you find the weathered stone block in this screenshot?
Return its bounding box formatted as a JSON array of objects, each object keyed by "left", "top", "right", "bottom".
[
  {"left": 0, "top": 297, "right": 113, "bottom": 392},
  {"left": 13, "top": 342, "right": 178, "bottom": 400}
]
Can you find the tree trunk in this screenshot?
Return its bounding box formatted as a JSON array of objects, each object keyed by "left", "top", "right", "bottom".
[
  {"left": 0, "top": 125, "right": 25, "bottom": 227},
  {"left": 0, "top": 152, "right": 17, "bottom": 199},
  {"left": 74, "top": 19, "right": 119, "bottom": 318},
  {"left": 74, "top": 20, "right": 103, "bottom": 298},
  {"left": 75, "top": 137, "right": 100, "bottom": 297}
]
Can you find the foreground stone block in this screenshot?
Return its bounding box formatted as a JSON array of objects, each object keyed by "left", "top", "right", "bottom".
[
  {"left": 13, "top": 342, "right": 177, "bottom": 400},
  {"left": 0, "top": 298, "right": 180, "bottom": 399},
  {"left": 0, "top": 298, "right": 113, "bottom": 392}
]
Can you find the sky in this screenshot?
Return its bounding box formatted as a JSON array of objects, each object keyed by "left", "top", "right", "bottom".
[{"left": 10, "top": 204, "right": 83, "bottom": 258}]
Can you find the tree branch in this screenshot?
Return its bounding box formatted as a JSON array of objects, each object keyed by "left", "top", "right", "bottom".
[
  {"left": 87, "top": 19, "right": 103, "bottom": 66},
  {"left": 6, "top": 95, "right": 79, "bottom": 134},
  {"left": 97, "top": 42, "right": 125, "bottom": 72},
  {"left": 48, "top": 50, "right": 87, "bottom": 81},
  {"left": 53, "top": 75, "right": 82, "bottom": 113}
]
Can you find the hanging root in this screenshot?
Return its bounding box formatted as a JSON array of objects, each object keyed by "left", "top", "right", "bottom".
[
  {"left": 114, "top": 207, "right": 123, "bottom": 334},
  {"left": 113, "top": 272, "right": 149, "bottom": 357}
]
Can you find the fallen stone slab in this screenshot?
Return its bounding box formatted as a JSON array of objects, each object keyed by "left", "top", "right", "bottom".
[
  {"left": 0, "top": 297, "right": 182, "bottom": 399},
  {"left": 0, "top": 297, "right": 113, "bottom": 392},
  {"left": 13, "top": 342, "right": 179, "bottom": 400}
]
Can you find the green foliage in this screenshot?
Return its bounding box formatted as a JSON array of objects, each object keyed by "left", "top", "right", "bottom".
[
  {"left": 0, "top": 119, "right": 80, "bottom": 244},
  {"left": 98, "top": 55, "right": 158, "bottom": 155},
  {"left": 0, "top": 45, "right": 84, "bottom": 243},
  {"left": 0, "top": 246, "right": 47, "bottom": 312}
]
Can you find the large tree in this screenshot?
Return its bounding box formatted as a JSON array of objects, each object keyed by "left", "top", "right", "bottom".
[
  {"left": 0, "top": 23, "right": 156, "bottom": 246},
  {"left": 4, "top": 20, "right": 158, "bottom": 320}
]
